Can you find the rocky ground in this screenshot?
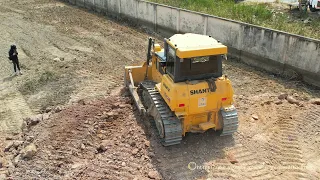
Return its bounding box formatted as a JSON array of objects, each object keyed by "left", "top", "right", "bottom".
[
  {"left": 1, "top": 88, "right": 162, "bottom": 180},
  {"left": 0, "top": 0, "right": 319, "bottom": 180}
]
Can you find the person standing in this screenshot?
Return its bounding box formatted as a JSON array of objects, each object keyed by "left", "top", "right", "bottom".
[{"left": 8, "top": 45, "right": 22, "bottom": 75}]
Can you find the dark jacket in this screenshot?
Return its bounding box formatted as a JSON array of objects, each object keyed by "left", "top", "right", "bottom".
[{"left": 8, "top": 48, "right": 18, "bottom": 61}]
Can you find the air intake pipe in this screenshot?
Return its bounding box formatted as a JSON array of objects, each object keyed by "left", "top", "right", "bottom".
[{"left": 145, "top": 37, "right": 153, "bottom": 80}]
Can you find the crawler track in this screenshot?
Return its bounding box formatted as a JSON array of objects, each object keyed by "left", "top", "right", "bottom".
[
  {"left": 139, "top": 81, "right": 182, "bottom": 146},
  {"left": 220, "top": 107, "right": 239, "bottom": 136}
]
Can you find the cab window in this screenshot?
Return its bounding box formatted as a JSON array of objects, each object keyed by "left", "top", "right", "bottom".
[
  {"left": 166, "top": 46, "right": 175, "bottom": 77},
  {"left": 180, "top": 55, "right": 221, "bottom": 78}
]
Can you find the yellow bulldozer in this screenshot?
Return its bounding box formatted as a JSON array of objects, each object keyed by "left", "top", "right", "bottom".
[{"left": 124, "top": 33, "right": 238, "bottom": 146}]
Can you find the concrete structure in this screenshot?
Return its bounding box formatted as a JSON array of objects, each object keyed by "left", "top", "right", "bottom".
[{"left": 64, "top": 0, "right": 320, "bottom": 87}]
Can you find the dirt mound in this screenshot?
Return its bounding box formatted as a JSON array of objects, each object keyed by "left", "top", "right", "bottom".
[{"left": 4, "top": 92, "right": 160, "bottom": 179}]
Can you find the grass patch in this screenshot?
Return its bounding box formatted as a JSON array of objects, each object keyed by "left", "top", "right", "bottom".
[{"left": 149, "top": 0, "right": 320, "bottom": 39}]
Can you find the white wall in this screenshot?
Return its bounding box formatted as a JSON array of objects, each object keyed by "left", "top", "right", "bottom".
[{"left": 64, "top": 0, "right": 320, "bottom": 87}]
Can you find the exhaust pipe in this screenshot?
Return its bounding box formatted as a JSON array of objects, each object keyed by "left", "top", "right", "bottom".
[{"left": 145, "top": 37, "right": 153, "bottom": 80}]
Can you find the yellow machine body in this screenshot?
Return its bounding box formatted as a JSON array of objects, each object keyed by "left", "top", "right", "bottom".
[
  {"left": 125, "top": 33, "right": 238, "bottom": 145},
  {"left": 156, "top": 75, "right": 234, "bottom": 135}
]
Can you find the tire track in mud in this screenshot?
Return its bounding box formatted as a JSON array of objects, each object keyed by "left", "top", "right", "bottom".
[
  {"left": 69, "top": 73, "right": 120, "bottom": 103},
  {"left": 268, "top": 105, "right": 308, "bottom": 179},
  {"left": 208, "top": 160, "right": 236, "bottom": 179},
  {"left": 298, "top": 109, "right": 320, "bottom": 180},
  {"left": 223, "top": 145, "right": 273, "bottom": 180},
  {"left": 0, "top": 88, "right": 33, "bottom": 133}
]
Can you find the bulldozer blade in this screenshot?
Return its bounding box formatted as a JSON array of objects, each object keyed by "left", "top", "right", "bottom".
[
  {"left": 127, "top": 84, "right": 145, "bottom": 115},
  {"left": 125, "top": 70, "right": 145, "bottom": 115}
]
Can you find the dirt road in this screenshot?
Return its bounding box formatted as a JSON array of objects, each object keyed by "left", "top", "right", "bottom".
[{"left": 0, "top": 0, "right": 319, "bottom": 179}]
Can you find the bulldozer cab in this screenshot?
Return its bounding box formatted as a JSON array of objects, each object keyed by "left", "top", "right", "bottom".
[{"left": 154, "top": 33, "right": 227, "bottom": 83}]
